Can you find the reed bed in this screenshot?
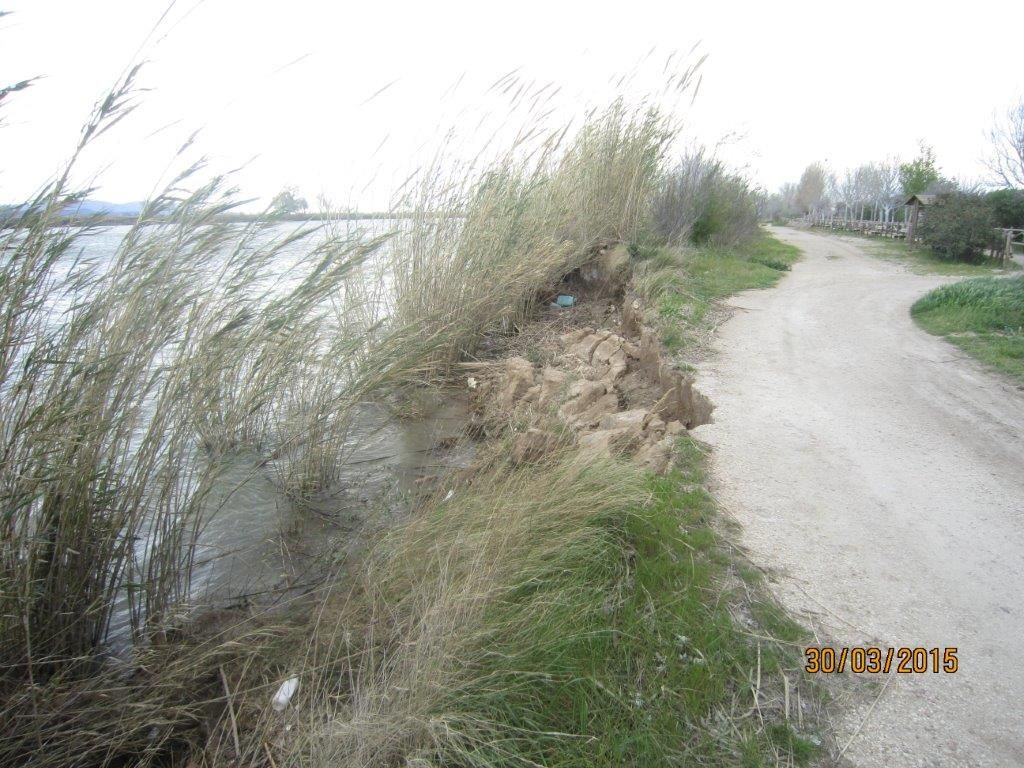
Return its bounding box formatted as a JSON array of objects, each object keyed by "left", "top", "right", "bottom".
[
  {"left": 383, "top": 75, "right": 701, "bottom": 375},
  {"left": 0, "top": 55, "right": 812, "bottom": 767},
  {"left": 0, "top": 71, "right": 407, "bottom": 766},
  {"left": 277, "top": 452, "right": 647, "bottom": 767}
]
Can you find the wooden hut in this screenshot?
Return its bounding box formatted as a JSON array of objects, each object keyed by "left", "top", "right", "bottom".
[{"left": 904, "top": 193, "right": 938, "bottom": 242}]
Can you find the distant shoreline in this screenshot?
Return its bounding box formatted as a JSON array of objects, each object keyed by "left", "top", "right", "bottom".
[{"left": 0, "top": 210, "right": 418, "bottom": 229}]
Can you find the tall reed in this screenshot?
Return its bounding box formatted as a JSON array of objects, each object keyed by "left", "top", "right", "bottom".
[
  {"left": 0, "top": 69, "right": 404, "bottom": 766},
  {"left": 2, "top": 56, "right": 707, "bottom": 766},
  {"left": 385, "top": 84, "right": 695, "bottom": 375}
]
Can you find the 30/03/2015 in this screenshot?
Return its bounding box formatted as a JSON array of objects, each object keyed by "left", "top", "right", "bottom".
[{"left": 804, "top": 646, "right": 958, "bottom": 674}]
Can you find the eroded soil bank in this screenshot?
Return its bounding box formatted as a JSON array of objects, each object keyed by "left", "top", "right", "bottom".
[
  {"left": 60, "top": 239, "right": 832, "bottom": 768},
  {"left": 461, "top": 258, "right": 714, "bottom": 476},
  {"left": 695, "top": 227, "right": 1024, "bottom": 767}
]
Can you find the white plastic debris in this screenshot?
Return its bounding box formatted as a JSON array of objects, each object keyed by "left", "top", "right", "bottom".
[
  {"left": 467, "top": 377, "right": 478, "bottom": 390},
  {"left": 271, "top": 676, "right": 299, "bottom": 712},
  {"left": 444, "top": 489, "right": 454, "bottom": 501}
]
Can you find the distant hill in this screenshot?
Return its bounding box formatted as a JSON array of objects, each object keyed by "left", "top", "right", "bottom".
[
  {"left": 0, "top": 200, "right": 407, "bottom": 227},
  {"left": 0, "top": 200, "right": 145, "bottom": 222},
  {"left": 59, "top": 200, "right": 145, "bottom": 217}
]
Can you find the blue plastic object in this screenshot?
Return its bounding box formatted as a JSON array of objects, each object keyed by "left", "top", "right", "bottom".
[{"left": 555, "top": 294, "right": 576, "bottom": 308}]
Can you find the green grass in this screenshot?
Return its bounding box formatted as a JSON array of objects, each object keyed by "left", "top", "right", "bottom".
[
  {"left": 433, "top": 440, "right": 819, "bottom": 767},
  {"left": 859, "top": 237, "right": 1019, "bottom": 276},
  {"left": 284, "top": 442, "right": 822, "bottom": 767},
  {"left": 687, "top": 232, "right": 800, "bottom": 299},
  {"left": 912, "top": 275, "right": 1024, "bottom": 382},
  {"left": 634, "top": 229, "right": 801, "bottom": 354}
]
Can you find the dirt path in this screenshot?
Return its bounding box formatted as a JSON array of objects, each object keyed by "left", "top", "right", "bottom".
[{"left": 692, "top": 228, "right": 1024, "bottom": 767}]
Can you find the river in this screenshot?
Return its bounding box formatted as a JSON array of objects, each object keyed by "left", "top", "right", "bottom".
[{"left": 25, "top": 221, "right": 472, "bottom": 650}]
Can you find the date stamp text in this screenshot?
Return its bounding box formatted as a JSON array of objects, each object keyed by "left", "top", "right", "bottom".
[{"left": 804, "top": 646, "right": 958, "bottom": 674}]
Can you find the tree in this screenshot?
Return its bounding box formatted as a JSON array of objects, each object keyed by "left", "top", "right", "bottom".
[
  {"left": 919, "top": 192, "right": 999, "bottom": 263},
  {"left": 984, "top": 98, "right": 1024, "bottom": 189},
  {"left": 270, "top": 186, "right": 308, "bottom": 215},
  {"left": 836, "top": 165, "right": 880, "bottom": 221},
  {"left": 899, "top": 144, "right": 940, "bottom": 196},
  {"left": 779, "top": 182, "right": 799, "bottom": 213},
  {"left": 760, "top": 182, "right": 800, "bottom": 222},
  {"left": 873, "top": 158, "right": 902, "bottom": 222},
  {"left": 987, "top": 188, "right": 1024, "bottom": 228},
  {"left": 796, "top": 162, "right": 830, "bottom": 217}
]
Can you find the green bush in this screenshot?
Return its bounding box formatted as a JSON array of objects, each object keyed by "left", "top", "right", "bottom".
[
  {"left": 987, "top": 188, "right": 1024, "bottom": 229},
  {"left": 912, "top": 275, "right": 1024, "bottom": 333},
  {"left": 749, "top": 254, "right": 791, "bottom": 271},
  {"left": 651, "top": 151, "right": 759, "bottom": 247},
  {"left": 919, "top": 192, "right": 1001, "bottom": 263}
]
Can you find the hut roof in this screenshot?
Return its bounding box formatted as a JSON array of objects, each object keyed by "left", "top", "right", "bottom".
[{"left": 904, "top": 193, "right": 939, "bottom": 206}]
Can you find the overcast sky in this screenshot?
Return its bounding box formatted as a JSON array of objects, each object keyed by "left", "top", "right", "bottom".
[{"left": 1, "top": 1, "right": 1022, "bottom": 209}]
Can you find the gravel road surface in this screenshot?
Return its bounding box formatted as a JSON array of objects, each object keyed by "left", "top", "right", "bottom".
[{"left": 693, "top": 227, "right": 1024, "bottom": 767}]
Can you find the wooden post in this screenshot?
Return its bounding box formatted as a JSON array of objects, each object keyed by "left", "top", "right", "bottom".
[
  {"left": 1006, "top": 229, "right": 1014, "bottom": 265},
  {"left": 907, "top": 201, "right": 920, "bottom": 242}
]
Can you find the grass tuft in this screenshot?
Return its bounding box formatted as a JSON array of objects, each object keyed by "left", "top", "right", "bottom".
[
  {"left": 631, "top": 230, "right": 800, "bottom": 355},
  {"left": 280, "top": 441, "right": 820, "bottom": 767},
  {"left": 912, "top": 275, "right": 1024, "bottom": 381},
  {"left": 862, "top": 236, "right": 1020, "bottom": 276}
]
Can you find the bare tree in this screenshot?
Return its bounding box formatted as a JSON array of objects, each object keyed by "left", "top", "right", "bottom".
[
  {"left": 836, "top": 170, "right": 855, "bottom": 221},
  {"left": 984, "top": 99, "right": 1024, "bottom": 188},
  {"left": 874, "top": 158, "right": 902, "bottom": 222},
  {"left": 796, "top": 162, "right": 830, "bottom": 219},
  {"left": 834, "top": 166, "right": 873, "bottom": 221},
  {"left": 825, "top": 173, "right": 841, "bottom": 218},
  {"left": 852, "top": 166, "right": 874, "bottom": 220},
  {"left": 779, "top": 182, "right": 799, "bottom": 216},
  {"left": 853, "top": 162, "right": 901, "bottom": 221}
]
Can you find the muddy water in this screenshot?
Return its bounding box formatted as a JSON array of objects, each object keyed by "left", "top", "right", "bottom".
[
  {"left": 193, "top": 397, "right": 471, "bottom": 603},
  {"left": 38, "top": 221, "right": 471, "bottom": 648},
  {"left": 106, "top": 395, "right": 471, "bottom": 650}
]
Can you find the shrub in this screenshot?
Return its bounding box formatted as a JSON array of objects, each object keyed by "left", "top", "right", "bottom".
[
  {"left": 749, "top": 254, "right": 791, "bottom": 271},
  {"left": 919, "top": 192, "right": 1001, "bottom": 263},
  {"left": 912, "top": 275, "right": 1024, "bottom": 333},
  {"left": 987, "top": 188, "right": 1024, "bottom": 229},
  {"left": 651, "top": 150, "right": 759, "bottom": 247}
]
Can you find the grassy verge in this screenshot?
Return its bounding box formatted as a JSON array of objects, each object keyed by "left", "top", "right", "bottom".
[
  {"left": 2, "top": 59, "right": 822, "bottom": 766},
  {"left": 687, "top": 230, "right": 801, "bottom": 298},
  {"left": 850, "top": 235, "right": 1019, "bottom": 276},
  {"left": 0, "top": 69, "right": 697, "bottom": 766},
  {"left": 264, "top": 227, "right": 823, "bottom": 766},
  {"left": 912, "top": 275, "right": 1024, "bottom": 382},
  {"left": 282, "top": 443, "right": 820, "bottom": 767},
  {"left": 632, "top": 229, "right": 801, "bottom": 355}
]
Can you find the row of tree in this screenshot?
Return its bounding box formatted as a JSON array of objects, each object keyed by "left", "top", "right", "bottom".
[
  {"left": 763, "top": 145, "right": 944, "bottom": 224},
  {"left": 764, "top": 97, "right": 1024, "bottom": 225}
]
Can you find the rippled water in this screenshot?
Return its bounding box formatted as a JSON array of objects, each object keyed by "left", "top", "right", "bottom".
[
  {"left": 105, "top": 396, "right": 470, "bottom": 651},
  {"left": 38, "top": 222, "right": 472, "bottom": 647}
]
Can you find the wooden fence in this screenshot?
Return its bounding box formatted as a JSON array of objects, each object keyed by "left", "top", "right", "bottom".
[
  {"left": 811, "top": 218, "right": 907, "bottom": 238},
  {"left": 999, "top": 229, "right": 1024, "bottom": 264},
  {"left": 808, "top": 219, "right": 1024, "bottom": 264}
]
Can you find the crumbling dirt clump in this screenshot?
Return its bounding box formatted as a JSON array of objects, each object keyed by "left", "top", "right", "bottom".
[{"left": 464, "top": 297, "right": 713, "bottom": 474}]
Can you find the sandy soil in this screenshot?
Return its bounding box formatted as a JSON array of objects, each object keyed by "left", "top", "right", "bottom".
[{"left": 691, "top": 228, "right": 1024, "bottom": 767}]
